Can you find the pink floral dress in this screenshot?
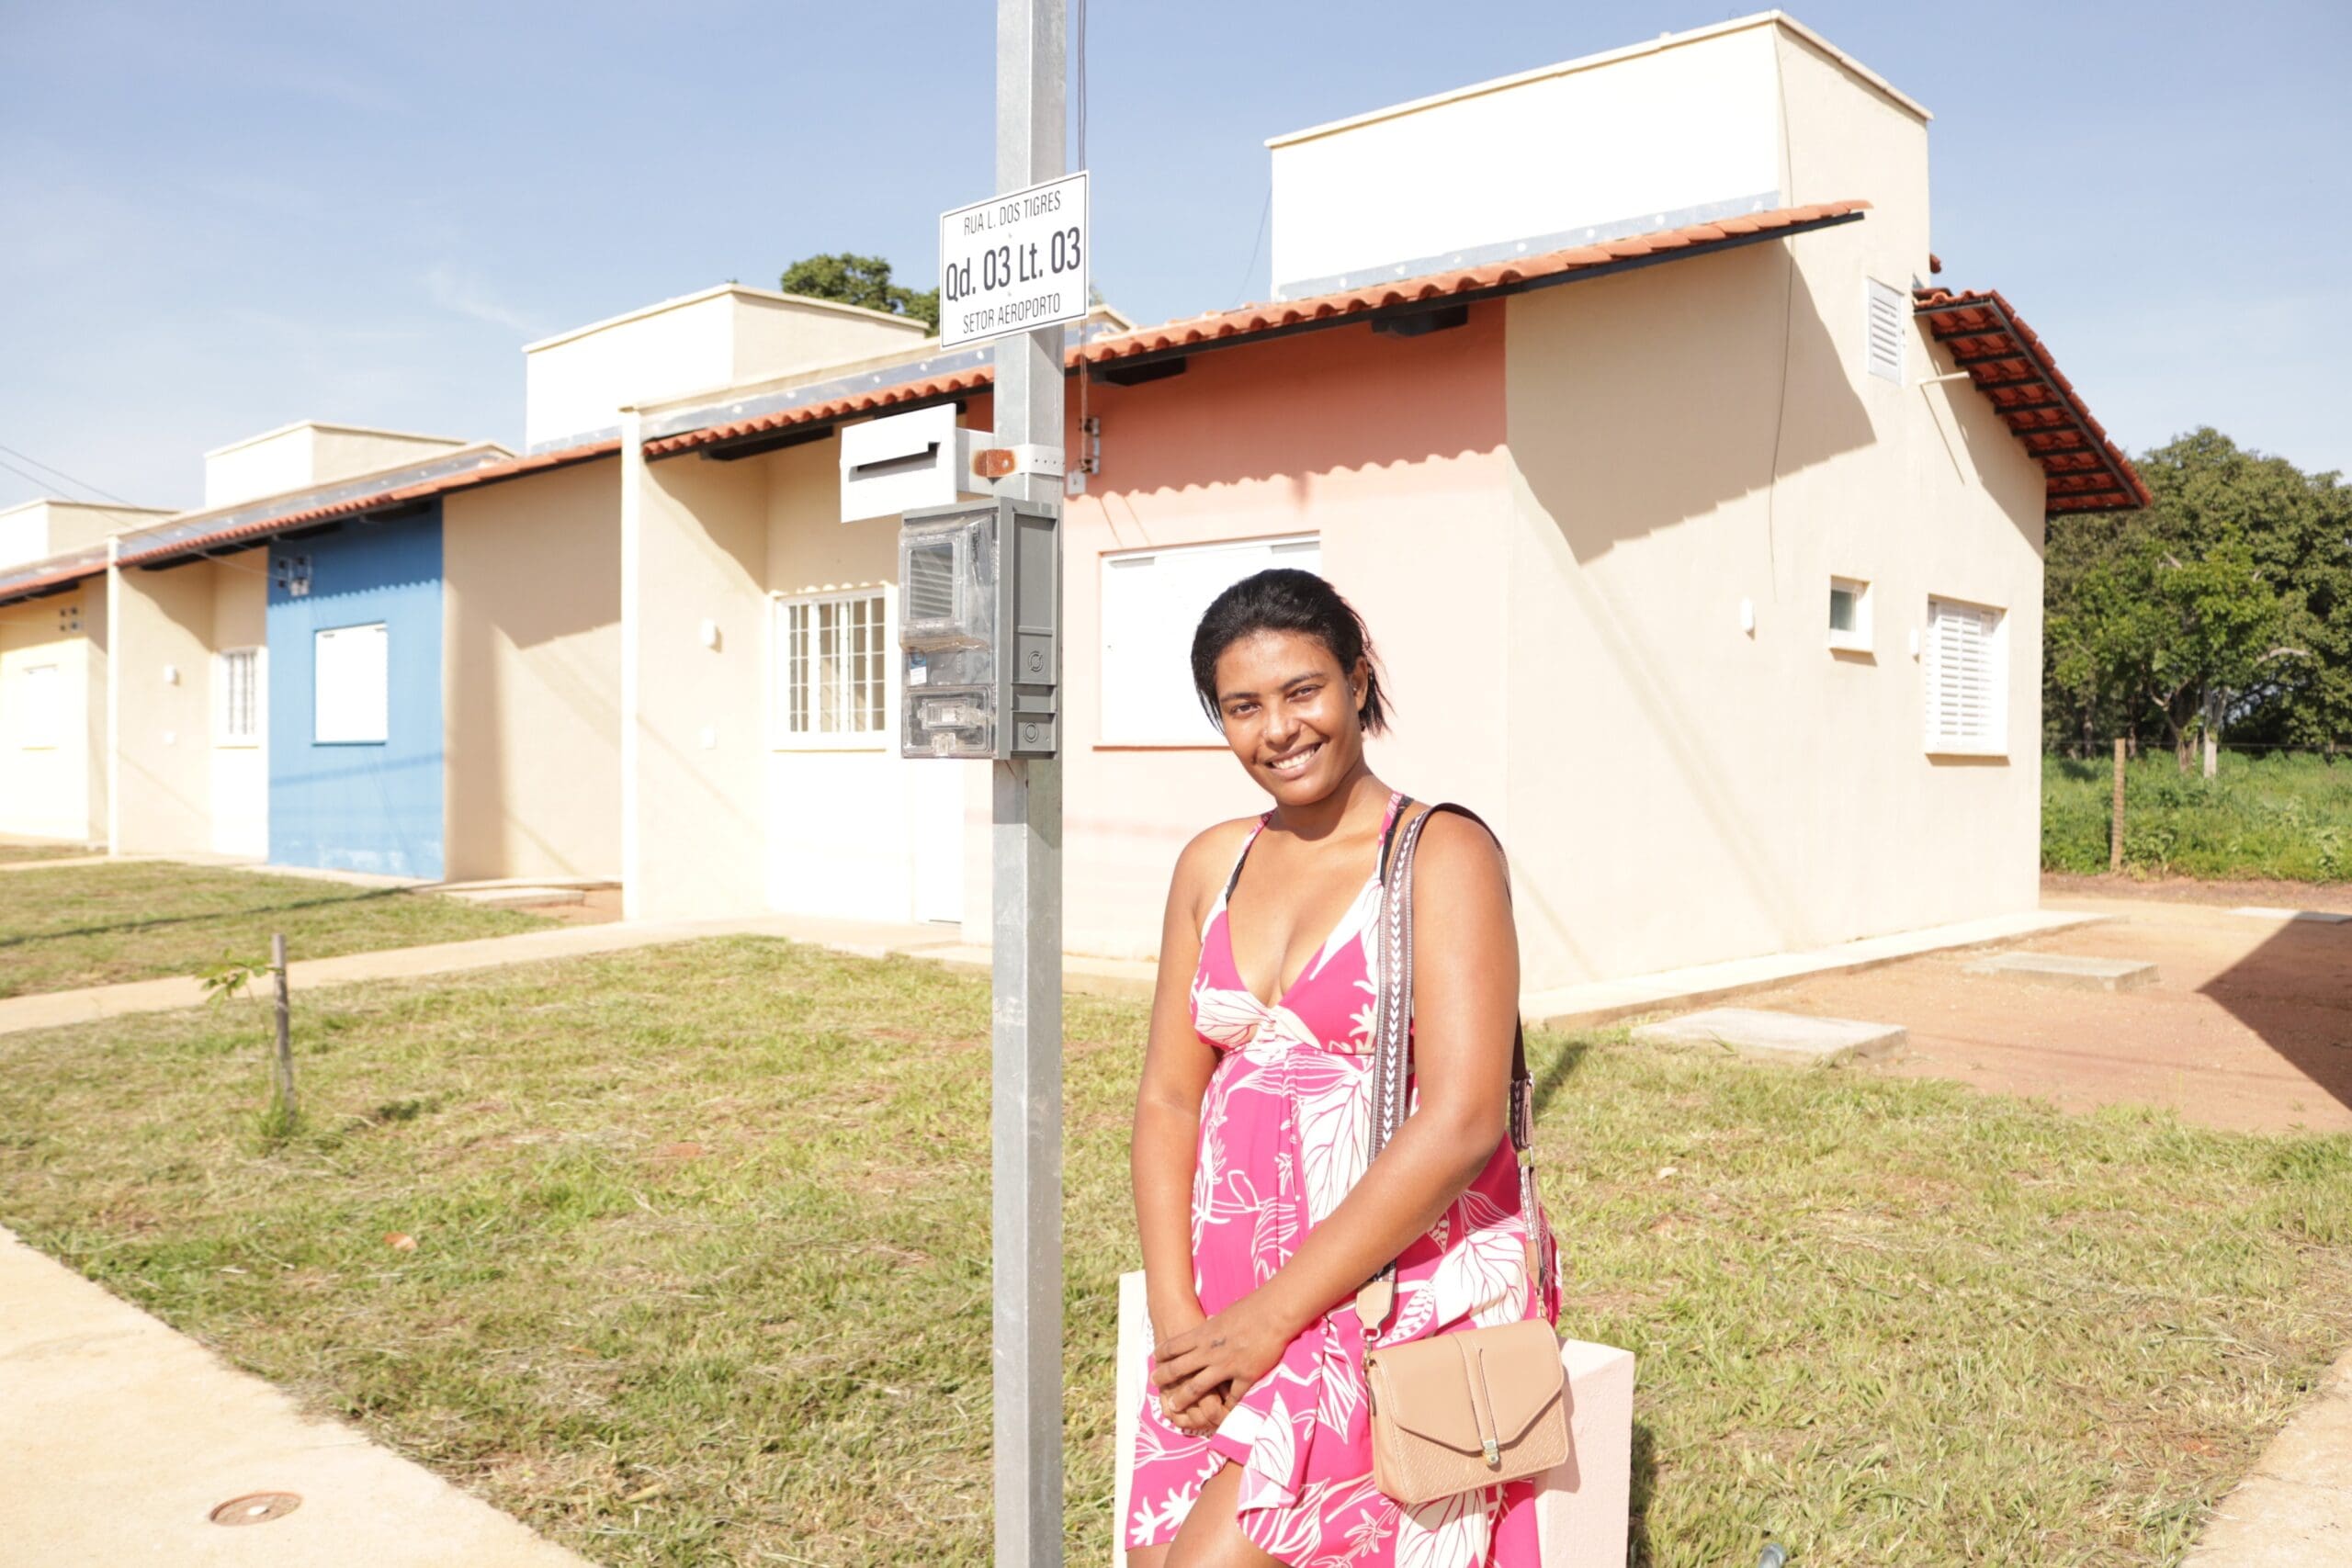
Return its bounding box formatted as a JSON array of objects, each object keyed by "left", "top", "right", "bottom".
[{"left": 1127, "top": 793, "right": 1557, "bottom": 1567}]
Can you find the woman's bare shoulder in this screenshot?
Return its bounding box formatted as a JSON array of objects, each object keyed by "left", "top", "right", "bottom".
[
  {"left": 1399, "top": 804, "right": 1510, "bottom": 889},
  {"left": 1173, "top": 816, "right": 1260, "bottom": 878}
]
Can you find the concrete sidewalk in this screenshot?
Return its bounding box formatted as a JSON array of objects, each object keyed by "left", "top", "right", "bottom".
[
  {"left": 1, "top": 903, "right": 2107, "bottom": 1042},
  {"left": 0, "top": 910, "right": 973, "bottom": 1038},
  {"left": 0, "top": 1225, "right": 588, "bottom": 1567},
  {"left": 2184, "top": 1348, "right": 2352, "bottom": 1566}
]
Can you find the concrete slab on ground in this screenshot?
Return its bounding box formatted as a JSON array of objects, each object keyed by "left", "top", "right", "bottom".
[
  {"left": 0, "top": 1226, "right": 588, "bottom": 1567},
  {"left": 1629, "top": 1007, "right": 1906, "bottom": 1066},
  {"left": 2231, "top": 906, "right": 2352, "bottom": 925},
  {"left": 443, "top": 886, "right": 587, "bottom": 909},
  {"left": 2182, "top": 1348, "right": 2352, "bottom": 1568},
  {"left": 1964, "top": 952, "right": 2156, "bottom": 990}
]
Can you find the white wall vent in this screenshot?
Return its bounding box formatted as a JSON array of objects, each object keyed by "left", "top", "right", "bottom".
[{"left": 1866, "top": 278, "right": 1906, "bottom": 385}]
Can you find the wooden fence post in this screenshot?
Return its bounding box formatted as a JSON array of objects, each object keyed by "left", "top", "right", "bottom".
[
  {"left": 271, "top": 931, "right": 296, "bottom": 1118},
  {"left": 2109, "top": 739, "right": 2127, "bottom": 874}
]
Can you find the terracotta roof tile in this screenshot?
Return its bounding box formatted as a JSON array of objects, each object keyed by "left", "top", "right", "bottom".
[
  {"left": 643, "top": 370, "right": 994, "bottom": 458},
  {"left": 113, "top": 439, "right": 621, "bottom": 569},
  {"left": 0, "top": 559, "right": 103, "bottom": 607},
  {"left": 1913, "top": 287, "right": 2147, "bottom": 513},
  {"left": 647, "top": 201, "right": 1871, "bottom": 457}
]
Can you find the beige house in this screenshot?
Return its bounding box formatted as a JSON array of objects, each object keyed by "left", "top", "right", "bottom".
[
  {"left": 609, "top": 11, "right": 2145, "bottom": 992},
  {"left": 0, "top": 499, "right": 170, "bottom": 844}
]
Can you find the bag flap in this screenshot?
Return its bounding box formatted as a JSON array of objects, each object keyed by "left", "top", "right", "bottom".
[
  {"left": 1471, "top": 1320, "right": 1567, "bottom": 1444},
  {"left": 1370, "top": 1323, "right": 1566, "bottom": 1453},
  {"left": 1368, "top": 1343, "right": 1484, "bottom": 1453}
]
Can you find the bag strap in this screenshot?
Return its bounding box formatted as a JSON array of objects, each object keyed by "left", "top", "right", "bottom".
[{"left": 1354, "top": 801, "right": 1541, "bottom": 1339}]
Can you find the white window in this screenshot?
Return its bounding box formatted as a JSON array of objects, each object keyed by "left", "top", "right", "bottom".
[
  {"left": 1100, "top": 535, "right": 1322, "bottom": 745},
  {"left": 1866, "top": 277, "right": 1905, "bottom": 385},
  {"left": 1924, "top": 596, "right": 2007, "bottom": 755},
  {"left": 216, "top": 647, "right": 263, "bottom": 746},
  {"left": 17, "top": 661, "right": 62, "bottom": 749},
  {"left": 1827, "top": 576, "right": 1872, "bottom": 653},
  {"left": 313, "top": 622, "right": 389, "bottom": 745},
  {"left": 775, "top": 590, "right": 889, "bottom": 744}
]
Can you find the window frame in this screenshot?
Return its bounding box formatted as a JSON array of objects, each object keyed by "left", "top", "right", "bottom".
[
  {"left": 769, "top": 586, "right": 894, "bottom": 752},
  {"left": 215, "top": 646, "right": 265, "bottom": 749},
  {"left": 1922, "top": 593, "right": 2008, "bottom": 759},
  {"left": 1096, "top": 533, "right": 1322, "bottom": 749},
  {"left": 1826, "top": 576, "right": 1873, "bottom": 655}
]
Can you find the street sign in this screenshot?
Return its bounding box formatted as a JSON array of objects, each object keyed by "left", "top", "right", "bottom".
[{"left": 938, "top": 170, "right": 1090, "bottom": 349}]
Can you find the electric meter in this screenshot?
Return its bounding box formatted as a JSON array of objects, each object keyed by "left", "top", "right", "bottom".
[{"left": 898, "top": 496, "right": 1060, "bottom": 760}]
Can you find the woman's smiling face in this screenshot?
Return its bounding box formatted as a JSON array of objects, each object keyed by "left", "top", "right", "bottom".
[{"left": 1211, "top": 628, "right": 1368, "bottom": 805}]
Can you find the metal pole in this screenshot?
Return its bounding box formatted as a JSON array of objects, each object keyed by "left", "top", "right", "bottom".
[{"left": 993, "top": 1, "right": 1065, "bottom": 1562}]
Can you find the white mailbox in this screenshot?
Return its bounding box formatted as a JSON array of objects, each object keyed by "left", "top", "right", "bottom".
[{"left": 839, "top": 404, "right": 991, "bottom": 524}]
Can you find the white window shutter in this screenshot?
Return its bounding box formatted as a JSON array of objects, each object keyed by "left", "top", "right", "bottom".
[
  {"left": 1925, "top": 597, "right": 2004, "bottom": 750},
  {"left": 1867, "top": 278, "right": 1905, "bottom": 385},
  {"left": 20, "top": 662, "right": 62, "bottom": 748},
  {"left": 1098, "top": 536, "right": 1321, "bottom": 744}
]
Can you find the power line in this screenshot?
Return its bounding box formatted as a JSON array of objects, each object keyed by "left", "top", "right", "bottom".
[
  {"left": 1230, "top": 188, "right": 1271, "bottom": 309},
  {"left": 0, "top": 441, "right": 141, "bottom": 507}
]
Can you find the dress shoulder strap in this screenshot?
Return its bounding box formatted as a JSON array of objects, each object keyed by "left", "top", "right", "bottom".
[{"left": 1216, "top": 814, "right": 1272, "bottom": 907}]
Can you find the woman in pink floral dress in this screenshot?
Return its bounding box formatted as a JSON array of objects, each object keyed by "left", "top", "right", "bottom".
[{"left": 1128, "top": 570, "right": 1556, "bottom": 1568}]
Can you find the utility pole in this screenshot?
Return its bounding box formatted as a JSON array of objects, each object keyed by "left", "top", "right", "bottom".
[{"left": 992, "top": 1, "right": 1066, "bottom": 1562}]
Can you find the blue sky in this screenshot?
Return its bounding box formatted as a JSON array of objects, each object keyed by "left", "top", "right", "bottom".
[{"left": 2, "top": 0, "right": 2346, "bottom": 514}]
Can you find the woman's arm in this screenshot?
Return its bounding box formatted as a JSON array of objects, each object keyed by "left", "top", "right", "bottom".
[
  {"left": 1152, "top": 809, "right": 1519, "bottom": 1416},
  {"left": 1132, "top": 825, "right": 1242, "bottom": 1431}
]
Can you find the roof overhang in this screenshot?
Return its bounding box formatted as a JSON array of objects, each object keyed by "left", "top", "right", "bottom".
[
  {"left": 1915, "top": 287, "right": 2148, "bottom": 513},
  {"left": 646, "top": 200, "right": 1869, "bottom": 460},
  {"left": 114, "top": 440, "right": 619, "bottom": 570},
  {"left": 0, "top": 556, "right": 104, "bottom": 610}
]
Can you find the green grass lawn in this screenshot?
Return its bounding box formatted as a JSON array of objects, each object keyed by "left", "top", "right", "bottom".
[
  {"left": 2045, "top": 750, "right": 2352, "bottom": 880},
  {"left": 2, "top": 938, "right": 2347, "bottom": 1566},
  {"left": 0, "top": 862, "right": 553, "bottom": 998}
]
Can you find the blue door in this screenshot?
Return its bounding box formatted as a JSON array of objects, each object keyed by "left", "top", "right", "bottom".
[{"left": 266, "top": 508, "right": 444, "bottom": 878}]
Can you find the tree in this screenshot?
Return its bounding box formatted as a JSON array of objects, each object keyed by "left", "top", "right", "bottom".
[
  {"left": 2045, "top": 427, "right": 2345, "bottom": 768},
  {"left": 778, "top": 252, "right": 939, "bottom": 333}
]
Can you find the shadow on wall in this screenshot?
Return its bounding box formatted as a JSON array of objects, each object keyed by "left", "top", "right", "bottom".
[
  {"left": 1510, "top": 242, "right": 1873, "bottom": 567},
  {"left": 442, "top": 471, "right": 624, "bottom": 883},
  {"left": 1494, "top": 243, "right": 1883, "bottom": 973},
  {"left": 2200, "top": 916, "right": 2352, "bottom": 1122}
]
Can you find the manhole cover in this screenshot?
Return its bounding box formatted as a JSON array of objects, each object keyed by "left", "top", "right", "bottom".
[{"left": 209, "top": 1491, "right": 302, "bottom": 1526}]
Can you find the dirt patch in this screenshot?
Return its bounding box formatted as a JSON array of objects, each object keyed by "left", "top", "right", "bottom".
[
  {"left": 1709, "top": 881, "right": 2352, "bottom": 1135},
  {"left": 2041, "top": 871, "right": 2352, "bottom": 915}
]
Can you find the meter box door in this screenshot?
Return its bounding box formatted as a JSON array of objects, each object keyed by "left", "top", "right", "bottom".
[{"left": 898, "top": 497, "right": 1060, "bottom": 760}]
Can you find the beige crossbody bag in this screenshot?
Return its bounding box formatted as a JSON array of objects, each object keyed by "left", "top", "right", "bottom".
[{"left": 1356, "top": 801, "right": 1570, "bottom": 1506}]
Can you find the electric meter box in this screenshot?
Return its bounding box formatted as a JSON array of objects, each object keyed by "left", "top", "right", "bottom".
[{"left": 898, "top": 496, "right": 1060, "bottom": 760}]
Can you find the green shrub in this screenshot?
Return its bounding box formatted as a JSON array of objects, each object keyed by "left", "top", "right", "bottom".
[{"left": 2042, "top": 750, "right": 2352, "bottom": 881}]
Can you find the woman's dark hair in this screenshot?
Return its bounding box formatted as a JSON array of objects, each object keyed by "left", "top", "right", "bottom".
[{"left": 1190, "top": 568, "right": 1390, "bottom": 735}]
